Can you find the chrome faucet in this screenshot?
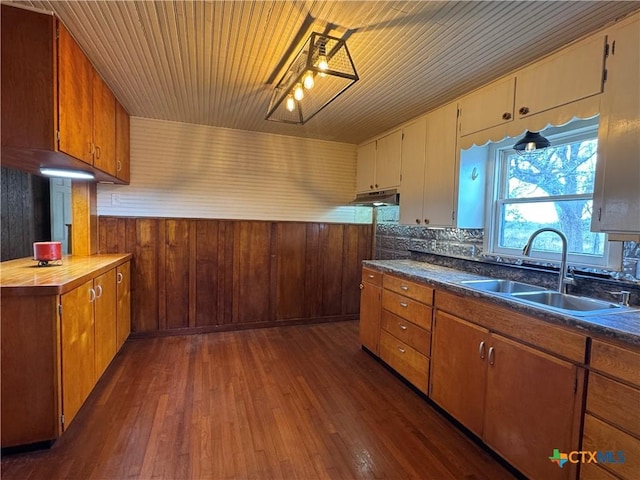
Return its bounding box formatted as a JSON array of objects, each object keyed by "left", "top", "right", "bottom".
[{"left": 522, "top": 228, "right": 575, "bottom": 293}]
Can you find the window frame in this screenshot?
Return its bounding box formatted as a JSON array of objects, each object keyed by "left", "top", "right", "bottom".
[{"left": 484, "top": 121, "right": 622, "bottom": 270}]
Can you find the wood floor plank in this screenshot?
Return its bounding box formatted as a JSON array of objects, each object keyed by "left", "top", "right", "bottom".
[{"left": 1, "top": 321, "right": 516, "bottom": 480}]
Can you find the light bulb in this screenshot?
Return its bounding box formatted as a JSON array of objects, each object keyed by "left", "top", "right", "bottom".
[
  {"left": 317, "top": 54, "right": 328, "bottom": 72},
  {"left": 303, "top": 71, "right": 314, "bottom": 90},
  {"left": 286, "top": 95, "right": 295, "bottom": 112},
  {"left": 293, "top": 83, "right": 304, "bottom": 101}
]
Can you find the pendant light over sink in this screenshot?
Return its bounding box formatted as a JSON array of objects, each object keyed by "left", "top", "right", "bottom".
[{"left": 513, "top": 130, "right": 551, "bottom": 155}]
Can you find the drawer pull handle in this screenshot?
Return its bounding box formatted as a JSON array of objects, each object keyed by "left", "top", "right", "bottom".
[
  {"left": 117, "top": 272, "right": 124, "bottom": 284},
  {"left": 89, "top": 288, "right": 96, "bottom": 303},
  {"left": 399, "top": 302, "right": 408, "bottom": 308},
  {"left": 368, "top": 274, "right": 375, "bottom": 279},
  {"left": 479, "top": 341, "right": 485, "bottom": 359},
  {"left": 397, "top": 347, "right": 406, "bottom": 354},
  {"left": 400, "top": 285, "right": 409, "bottom": 291},
  {"left": 95, "top": 284, "right": 103, "bottom": 298},
  {"left": 399, "top": 324, "right": 408, "bottom": 331},
  {"left": 488, "top": 346, "right": 495, "bottom": 366}
]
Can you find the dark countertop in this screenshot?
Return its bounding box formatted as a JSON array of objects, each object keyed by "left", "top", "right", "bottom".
[{"left": 364, "top": 259, "right": 640, "bottom": 347}]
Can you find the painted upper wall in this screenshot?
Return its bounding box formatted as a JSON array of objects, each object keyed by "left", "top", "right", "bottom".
[{"left": 97, "top": 117, "right": 372, "bottom": 223}]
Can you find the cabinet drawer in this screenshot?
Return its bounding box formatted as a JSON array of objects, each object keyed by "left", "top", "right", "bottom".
[
  {"left": 590, "top": 340, "right": 640, "bottom": 388},
  {"left": 382, "top": 290, "right": 432, "bottom": 331},
  {"left": 381, "top": 310, "right": 431, "bottom": 356},
  {"left": 587, "top": 373, "right": 640, "bottom": 437},
  {"left": 583, "top": 414, "right": 640, "bottom": 480},
  {"left": 379, "top": 330, "right": 429, "bottom": 394},
  {"left": 362, "top": 267, "right": 382, "bottom": 287},
  {"left": 383, "top": 275, "right": 433, "bottom": 305}
]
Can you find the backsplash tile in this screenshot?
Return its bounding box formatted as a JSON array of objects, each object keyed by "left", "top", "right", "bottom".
[{"left": 374, "top": 206, "right": 640, "bottom": 306}]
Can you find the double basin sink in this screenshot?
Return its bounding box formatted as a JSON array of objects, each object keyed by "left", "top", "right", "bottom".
[{"left": 459, "top": 279, "right": 637, "bottom": 317}]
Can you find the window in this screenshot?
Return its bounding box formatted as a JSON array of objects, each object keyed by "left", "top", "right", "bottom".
[{"left": 486, "top": 118, "right": 621, "bottom": 269}]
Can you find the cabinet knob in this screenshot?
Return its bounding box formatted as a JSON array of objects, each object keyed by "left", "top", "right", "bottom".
[
  {"left": 424, "top": 219, "right": 430, "bottom": 225},
  {"left": 89, "top": 288, "right": 96, "bottom": 303},
  {"left": 375, "top": 183, "right": 379, "bottom": 188},
  {"left": 95, "top": 284, "right": 103, "bottom": 298},
  {"left": 518, "top": 106, "right": 530, "bottom": 115},
  {"left": 502, "top": 112, "right": 512, "bottom": 120},
  {"left": 369, "top": 184, "right": 374, "bottom": 189},
  {"left": 359, "top": 283, "right": 364, "bottom": 290},
  {"left": 117, "top": 272, "right": 124, "bottom": 284},
  {"left": 415, "top": 219, "right": 421, "bottom": 224}
]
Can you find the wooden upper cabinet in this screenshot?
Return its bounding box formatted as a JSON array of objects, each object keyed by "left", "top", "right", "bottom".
[
  {"left": 399, "top": 117, "right": 427, "bottom": 225},
  {"left": 0, "top": 4, "right": 128, "bottom": 184},
  {"left": 356, "top": 141, "right": 376, "bottom": 193},
  {"left": 458, "top": 77, "right": 515, "bottom": 136},
  {"left": 92, "top": 72, "right": 117, "bottom": 176},
  {"left": 115, "top": 100, "right": 131, "bottom": 183},
  {"left": 58, "top": 22, "right": 94, "bottom": 166},
  {"left": 515, "top": 34, "right": 606, "bottom": 118}
]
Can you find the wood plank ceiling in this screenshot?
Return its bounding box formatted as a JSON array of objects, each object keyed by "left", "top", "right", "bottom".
[{"left": 9, "top": 0, "right": 640, "bottom": 144}]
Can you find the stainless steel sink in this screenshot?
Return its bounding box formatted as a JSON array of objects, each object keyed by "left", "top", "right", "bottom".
[
  {"left": 460, "top": 279, "right": 546, "bottom": 294},
  {"left": 510, "top": 291, "right": 635, "bottom": 316}
]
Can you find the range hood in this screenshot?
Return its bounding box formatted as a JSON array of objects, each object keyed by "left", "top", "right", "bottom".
[{"left": 350, "top": 189, "right": 399, "bottom": 206}]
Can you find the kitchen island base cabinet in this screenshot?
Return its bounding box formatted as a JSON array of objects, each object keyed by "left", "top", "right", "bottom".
[
  {"left": 431, "top": 307, "right": 583, "bottom": 480},
  {"left": 0, "top": 256, "right": 131, "bottom": 448}
]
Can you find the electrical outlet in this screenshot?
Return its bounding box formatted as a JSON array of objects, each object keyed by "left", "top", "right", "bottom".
[{"left": 111, "top": 193, "right": 122, "bottom": 206}]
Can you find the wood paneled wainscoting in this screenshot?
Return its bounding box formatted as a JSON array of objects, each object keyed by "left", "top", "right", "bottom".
[{"left": 98, "top": 217, "right": 372, "bottom": 335}]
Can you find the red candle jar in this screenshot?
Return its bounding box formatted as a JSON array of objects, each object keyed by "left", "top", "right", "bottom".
[{"left": 33, "top": 242, "right": 62, "bottom": 262}]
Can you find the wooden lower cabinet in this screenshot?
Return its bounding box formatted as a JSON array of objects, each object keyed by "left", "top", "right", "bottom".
[
  {"left": 359, "top": 268, "right": 382, "bottom": 355},
  {"left": 60, "top": 279, "right": 96, "bottom": 428},
  {"left": 116, "top": 262, "right": 131, "bottom": 350},
  {"left": 582, "top": 339, "right": 640, "bottom": 480},
  {"left": 1, "top": 259, "right": 131, "bottom": 447},
  {"left": 431, "top": 307, "right": 584, "bottom": 480},
  {"left": 94, "top": 269, "right": 117, "bottom": 380}
]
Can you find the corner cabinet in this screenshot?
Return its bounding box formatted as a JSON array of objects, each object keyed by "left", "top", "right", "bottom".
[
  {"left": 591, "top": 15, "right": 640, "bottom": 235},
  {"left": 356, "top": 130, "right": 402, "bottom": 193},
  {"left": 1, "top": 4, "right": 130, "bottom": 184},
  {"left": 0, "top": 255, "right": 131, "bottom": 448}
]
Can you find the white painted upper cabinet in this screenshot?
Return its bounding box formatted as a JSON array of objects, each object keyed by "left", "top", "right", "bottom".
[
  {"left": 356, "top": 129, "right": 402, "bottom": 193},
  {"left": 591, "top": 15, "right": 640, "bottom": 235},
  {"left": 458, "top": 77, "right": 515, "bottom": 137},
  {"left": 515, "top": 34, "right": 607, "bottom": 119},
  {"left": 356, "top": 141, "right": 376, "bottom": 193},
  {"left": 399, "top": 103, "right": 460, "bottom": 227},
  {"left": 399, "top": 118, "right": 427, "bottom": 225},
  {"left": 423, "top": 103, "right": 459, "bottom": 227}
]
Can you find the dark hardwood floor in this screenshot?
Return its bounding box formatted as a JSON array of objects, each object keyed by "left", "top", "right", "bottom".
[{"left": 1, "top": 320, "right": 516, "bottom": 479}]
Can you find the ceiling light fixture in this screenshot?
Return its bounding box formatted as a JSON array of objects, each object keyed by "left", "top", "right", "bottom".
[
  {"left": 265, "top": 32, "right": 359, "bottom": 125},
  {"left": 40, "top": 167, "right": 95, "bottom": 180},
  {"left": 513, "top": 130, "right": 551, "bottom": 155}
]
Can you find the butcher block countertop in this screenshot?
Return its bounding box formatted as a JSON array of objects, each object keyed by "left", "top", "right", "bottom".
[{"left": 0, "top": 254, "right": 132, "bottom": 297}]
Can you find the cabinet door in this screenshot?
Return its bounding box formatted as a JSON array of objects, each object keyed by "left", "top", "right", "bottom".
[
  {"left": 399, "top": 118, "right": 426, "bottom": 225},
  {"left": 116, "top": 262, "right": 131, "bottom": 350},
  {"left": 115, "top": 100, "right": 131, "bottom": 183},
  {"left": 57, "top": 22, "right": 93, "bottom": 165},
  {"left": 430, "top": 311, "right": 489, "bottom": 437},
  {"left": 356, "top": 141, "right": 376, "bottom": 193},
  {"left": 484, "top": 334, "right": 581, "bottom": 480},
  {"left": 359, "top": 279, "right": 381, "bottom": 355},
  {"left": 515, "top": 34, "right": 606, "bottom": 118},
  {"left": 94, "top": 269, "right": 117, "bottom": 379},
  {"left": 60, "top": 279, "right": 95, "bottom": 429},
  {"left": 423, "top": 103, "right": 458, "bottom": 227},
  {"left": 375, "top": 129, "right": 402, "bottom": 190},
  {"left": 591, "top": 19, "right": 640, "bottom": 234},
  {"left": 458, "top": 77, "right": 515, "bottom": 136},
  {"left": 92, "top": 72, "right": 116, "bottom": 176}
]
